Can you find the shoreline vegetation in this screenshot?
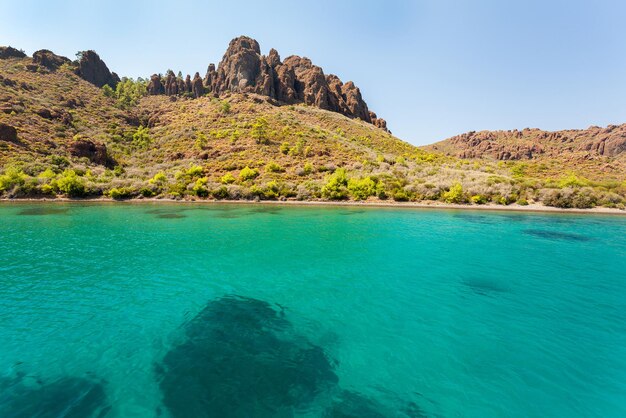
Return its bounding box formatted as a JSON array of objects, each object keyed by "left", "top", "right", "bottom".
[{"left": 2, "top": 196, "right": 625, "bottom": 216}]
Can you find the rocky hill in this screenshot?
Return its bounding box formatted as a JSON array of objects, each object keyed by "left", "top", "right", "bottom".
[
  {"left": 426, "top": 125, "right": 626, "bottom": 160},
  {"left": 0, "top": 38, "right": 624, "bottom": 209}
]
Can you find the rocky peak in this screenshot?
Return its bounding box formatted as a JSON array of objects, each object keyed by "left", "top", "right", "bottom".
[
  {"left": 75, "top": 50, "right": 120, "bottom": 88},
  {"left": 0, "top": 46, "right": 26, "bottom": 60},
  {"left": 148, "top": 36, "right": 389, "bottom": 131},
  {"left": 32, "top": 49, "right": 70, "bottom": 70}
]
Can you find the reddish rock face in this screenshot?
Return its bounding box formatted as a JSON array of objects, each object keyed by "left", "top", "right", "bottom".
[
  {"left": 75, "top": 50, "right": 120, "bottom": 88},
  {"left": 213, "top": 36, "right": 262, "bottom": 93}
]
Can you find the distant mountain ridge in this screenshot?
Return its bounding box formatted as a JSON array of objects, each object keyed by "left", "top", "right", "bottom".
[{"left": 425, "top": 124, "right": 626, "bottom": 161}]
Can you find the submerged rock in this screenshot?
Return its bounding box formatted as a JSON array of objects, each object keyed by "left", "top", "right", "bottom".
[
  {"left": 0, "top": 374, "right": 109, "bottom": 418},
  {"left": 156, "top": 295, "right": 338, "bottom": 417}
]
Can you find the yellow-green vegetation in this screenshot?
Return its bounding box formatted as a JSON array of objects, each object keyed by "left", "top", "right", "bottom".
[{"left": 0, "top": 56, "right": 624, "bottom": 209}]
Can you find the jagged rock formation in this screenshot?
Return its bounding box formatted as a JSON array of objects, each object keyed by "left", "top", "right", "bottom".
[
  {"left": 147, "top": 36, "right": 388, "bottom": 131},
  {"left": 191, "top": 72, "right": 203, "bottom": 98},
  {"left": 426, "top": 124, "right": 626, "bottom": 160},
  {"left": 32, "top": 49, "right": 70, "bottom": 70},
  {"left": 147, "top": 74, "right": 164, "bottom": 95},
  {"left": 74, "top": 50, "right": 120, "bottom": 88},
  {"left": 0, "top": 46, "right": 26, "bottom": 59}
]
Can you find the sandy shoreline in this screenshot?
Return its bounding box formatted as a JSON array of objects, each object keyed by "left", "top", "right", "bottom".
[{"left": 1, "top": 197, "right": 625, "bottom": 216}]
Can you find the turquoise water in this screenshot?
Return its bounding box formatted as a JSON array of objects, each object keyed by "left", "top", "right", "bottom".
[{"left": 1, "top": 203, "right": 625, "bottom": 417}]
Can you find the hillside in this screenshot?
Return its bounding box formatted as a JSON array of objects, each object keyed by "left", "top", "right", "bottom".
[{"left": 0, "top": 38, "right": 625, "bottom": 210}]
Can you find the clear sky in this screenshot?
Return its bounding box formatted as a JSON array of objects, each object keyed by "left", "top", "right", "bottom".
[{"left": 1, "top": 0, "right": 625, "bottom": 145}]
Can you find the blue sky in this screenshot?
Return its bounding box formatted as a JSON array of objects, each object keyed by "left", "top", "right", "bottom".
[{"left": 1, "top": 0, "right": 625, "bottom": 145}]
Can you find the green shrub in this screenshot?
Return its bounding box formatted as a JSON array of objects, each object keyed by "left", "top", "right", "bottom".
[
  {"left": 558, "top": 173, "right": 589, "bottom": 188},
  {"left": 265, "top": 162, "right": 284, "bottom": 173},
  {"left": 239, "top": 166, "right": 259, "bottom": 181},
  {"left": 56, "top": 169, "right": 85, "bottom": 197},
  {"left": 321, "top": 168, "right": 348, "bottom": 200},
  {"left": 279, "top": 142, "right": 290, "bottom": 155},
  {"left": 111, "top": 77, "right": 147, "bottom": 109},
  {"left": 348, "top": 177, "right": 377, "bottom": 200},
  {"left": 392, "top": 190, "right": 410, "bottom": 201},
  {"left": 139, "top": 187, "right": 156, "bottom": 197},
  {"left": 220, "top": 172, "right": 236, "bottom": 184},
  {"left": 470, "top": 194, "right": 488, "bottom": 205},
  {"left": 212, "top": 186, "right": 229, "bottom": 199},
  {"left": 517, "top": 198, "right": 529, "bottom": 206},
  {"left": 107, "top": 187, "right": 134, "bottom": 199},
  {"left": 442, "top": 183, "right": 467, "bottom": 204},
  {"left": 251, "top": 117, "right": 269, "bottom": 144},
  {"left": 303, "top": 162, "right": 314, "bottom": 175},
  {"left": 0, "top": 167, "right": 27, "bottom": 193},
  {"left": 220, "top": 101, "right": 231, "bottom": 114},
  {"left": 192, "top": 177, "right": 209, "bottom": 197},
  {"left": 132, "top": 125, "right": 151, "bottom": 148},
  {"left": 149, "top": 172, "right": 167, "bottom": 187}
]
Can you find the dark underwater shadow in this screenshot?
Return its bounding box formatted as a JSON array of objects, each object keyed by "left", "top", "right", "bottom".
[
  {"left": 155, "top": 213, "right": 187, "bottom": 219},
  {"left": 245, "top": 206, "right": 284, "bottom": 215},
  {"left": 0, "top": 373, "right": 109, "bottom": 418},
  {"left": 452, "top": 214, "right": 496, "bottom": 224},
  {"left": 462, "top": 277, "right": 509, "bottom": 296},
  {"left": 156, "top": 295, "right": 430, "bottom": 418},
  {"left": 17, "top": 207, "right": 69, "bottom": 216},
  {"left": 156, "top": 295, "right": 338, "bottom": 418},
  {"left": 523, "top": 229, "right": 592, "bottom": 242}
]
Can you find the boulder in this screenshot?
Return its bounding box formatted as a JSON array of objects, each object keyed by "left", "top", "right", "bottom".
[
  {"left": 0, "top": 123, "right": 18, "bottom": 142},
  {"left": 75, "top": 50, "right": 120, "bottom": 88}
]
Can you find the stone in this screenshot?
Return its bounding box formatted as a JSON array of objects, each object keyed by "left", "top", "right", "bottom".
[{"left": 68, "top": 139, "right": 111, "bottom": 166}]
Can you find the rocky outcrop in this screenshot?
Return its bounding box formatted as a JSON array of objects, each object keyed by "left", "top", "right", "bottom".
[
  {"left": 0, "top": 123, "right": 18, "bottom": 142},
  {"left": 75, "top": 50, "right": 120, "bottom": 88},
  {"left": 68, "top": 139, "right": 111, "bottom": 166},
  {"left": 153, "top": 36, "right": 388, "bottom": 131},
  {"left": 147, "top": 74, "right": 164, "bottom": 95},
  {"left": 191, "top": 72, "right": 204, "bottom": 98},
  {"left": 32, "top": 49, "right": 70, "bottom": 70},
  {"left": 0, "top": 46, "right": 26, "bottom": 59}
]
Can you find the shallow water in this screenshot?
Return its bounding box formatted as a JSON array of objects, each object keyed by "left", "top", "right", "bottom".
[{"left": 1, "top": 203, "right": 625, "bottom": 417}]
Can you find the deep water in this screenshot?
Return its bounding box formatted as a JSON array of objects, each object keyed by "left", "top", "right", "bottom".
[{"left": 1, "top": 203, "right": 625, "bottom": 417}]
